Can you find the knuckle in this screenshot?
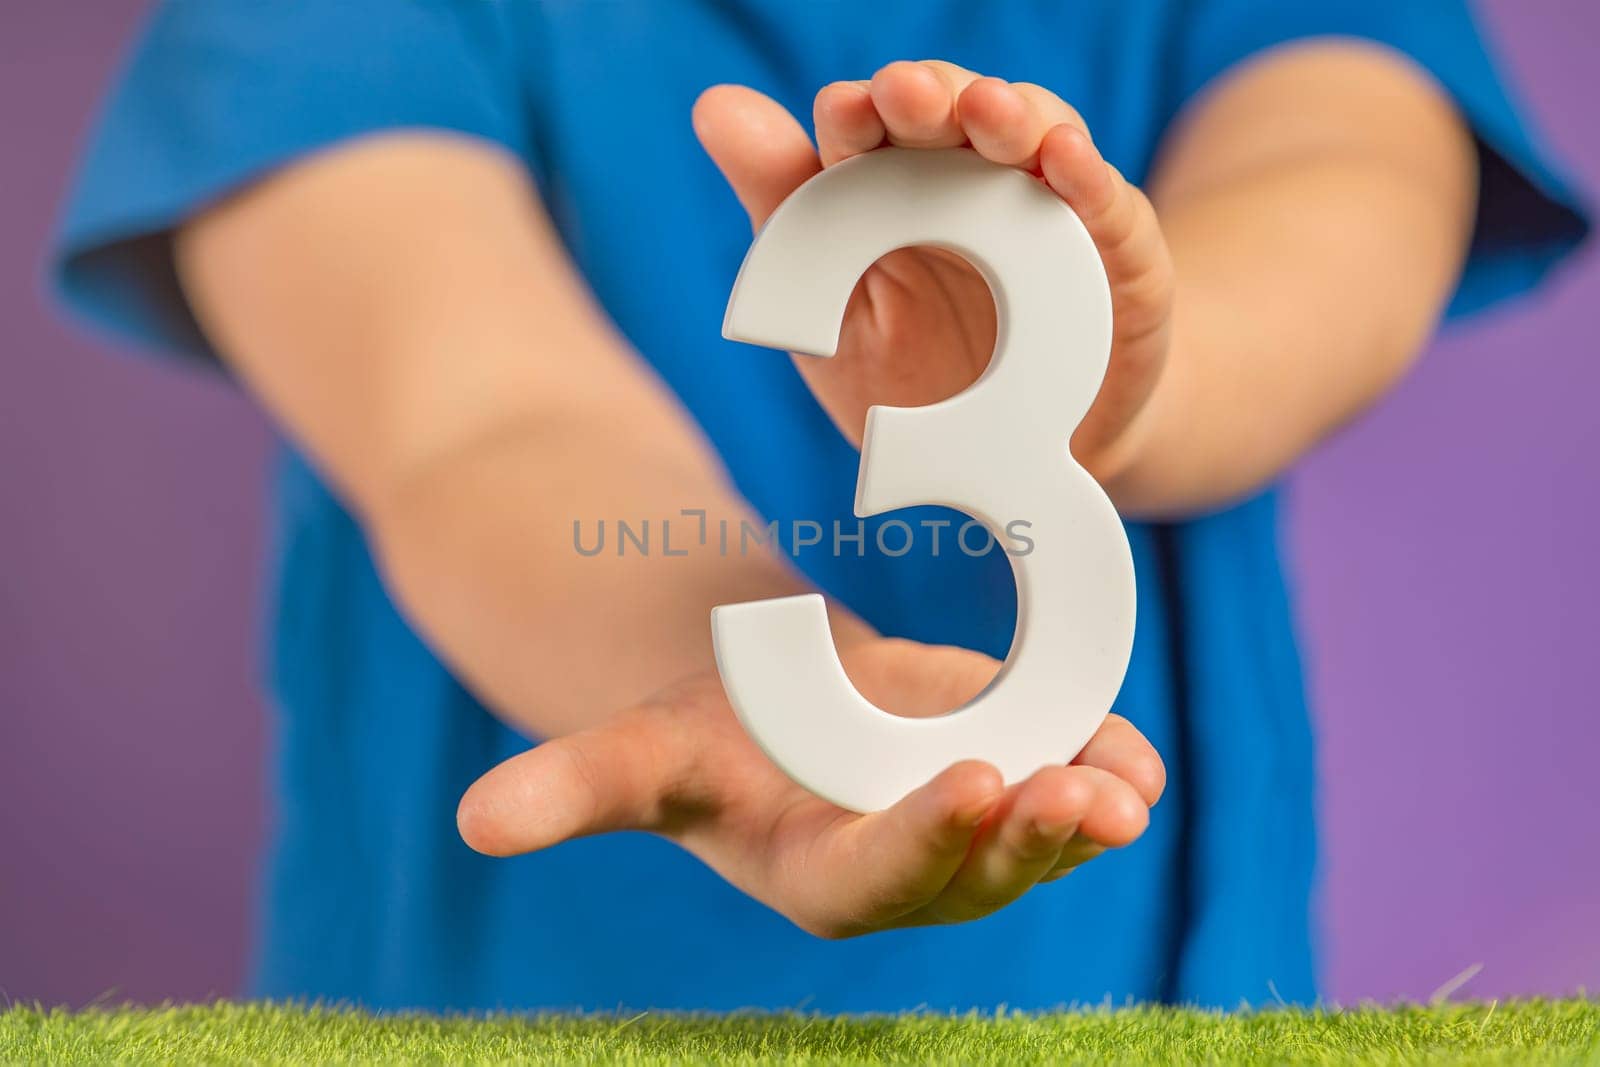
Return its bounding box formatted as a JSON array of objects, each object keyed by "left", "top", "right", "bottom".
[
  {"left": 1114, "top": 259, "right": 1175, "bottom": 311},
  {"left": 1014, "top": 83, "right": 1087, "bottom": 129},
  {"left": 1097, "top": 197, "right": 1140, "bottom": 249},
  {"left": 872, "top": 59, "right": 922, "bottom": 88},
  {"left": 917, "top": 59, "right": 973, "bottom": 87}
]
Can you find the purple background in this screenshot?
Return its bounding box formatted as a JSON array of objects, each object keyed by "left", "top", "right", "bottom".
[{"left": 2, "top": 2, "right": 1594, "bottom": 1008}]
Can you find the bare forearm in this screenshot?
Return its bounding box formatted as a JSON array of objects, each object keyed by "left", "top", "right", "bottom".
[
  {"left": 1111, "top": 160, "right": 1473, "bottom": 515},
  {"left": 369, "top": 412, "right": 859, "bottom": 737},
  {"left": 175, "top": 133, "right": 871, "bottom": 740},
  {"left": 1101, "top": 43, "right": 1476, "bottom": 517}
]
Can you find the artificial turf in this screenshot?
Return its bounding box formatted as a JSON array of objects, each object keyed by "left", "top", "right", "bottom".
[{"left": 2, "top": 1000, "right": 1597, "bottom": 1065}]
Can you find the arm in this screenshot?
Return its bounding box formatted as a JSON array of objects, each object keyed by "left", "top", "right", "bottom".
[
  {"left": 174, "top": 132, "right": 1162, "bottom": 937},
  {"left": 175, "top": 135, "right": 844, "bottom": 736},
  {"left": 1120, "top": 41, "right": 1476, "bottom": 514}
]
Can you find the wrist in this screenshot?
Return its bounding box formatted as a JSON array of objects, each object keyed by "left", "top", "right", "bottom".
[{"left": 1082, "top": 332, "right": 1195, "bottom": 518}]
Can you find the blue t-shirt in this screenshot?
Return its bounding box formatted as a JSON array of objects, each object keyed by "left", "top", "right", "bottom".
[{"left": 55, "top": 1, "right": 1586, "bottom": 1012}]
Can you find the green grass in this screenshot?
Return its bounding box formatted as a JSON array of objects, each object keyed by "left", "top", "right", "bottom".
[{"left": 3, "top": 1000, "right": 1597, "bottom": 1065}]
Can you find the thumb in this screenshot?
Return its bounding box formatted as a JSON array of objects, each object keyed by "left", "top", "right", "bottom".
[
  {"left": 692, "top": 84, "right": 821, "bottom": 229},
  {"left": 457, "top": 708, "right": 697, "bottom": 856}
]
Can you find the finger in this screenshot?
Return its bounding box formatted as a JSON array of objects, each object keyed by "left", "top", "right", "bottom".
[
  {"left": 1041, "top": 838, "right": 1106, "bottom": 882},
  {"left": 693, "top": 84, "right": 821, "bottom": 229},
  {"left": 956, "top": 78, "right": 1086, "bottom": 170},
  {"left": 869, "top": 60, "right": 981, "bottom": 148},
  {"left": 1011, "top": 83, "right": 1090, "bottom": 138},
  {"left": 457, "top": 707, "right": 698, "bottom": 856},
  {"left": 844, "top": 639, "right": 998, "bottom": 720},
  {"left": 815, "top": 80, "right": 884, "bottom": 166},
  {"left": 1069, "top": 764, "right": 1152, "bottom": 849},
  {"left": 1071, "top": 714, "right": 1167, "bottom": 806},
  {"left": 919, "top": 765, "right": 1092, "bottom": 922},
  {"left": 1040, "top": 123, "right": 1167, "bottom": 285},
  {"left": 1039, "top": 760, "right": 1154, "bottom": 881},
  {"left": 805, "top": 760, "right": 1003, "bottom": 933}
]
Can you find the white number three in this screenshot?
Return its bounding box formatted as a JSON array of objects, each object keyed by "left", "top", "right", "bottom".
[{"left": 711, "top": 147, "right": 1135, "bottom": 813}]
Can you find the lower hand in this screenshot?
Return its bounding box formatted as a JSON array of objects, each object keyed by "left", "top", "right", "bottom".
[{"left": 458, "top": 637, "right": 1163, "bottom": 937}]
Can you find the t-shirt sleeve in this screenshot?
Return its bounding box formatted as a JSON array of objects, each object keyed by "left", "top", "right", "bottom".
[
  {"left": 1174, "top": 0, "right": 1590, "bottom": 318},
  {"left": 52, "top": 0, "right": 534, "bottom": 363}
]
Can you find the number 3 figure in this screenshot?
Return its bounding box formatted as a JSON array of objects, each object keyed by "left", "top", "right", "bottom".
[{"left": 712, "top": 147, "right": 1136, "bottom": 813}]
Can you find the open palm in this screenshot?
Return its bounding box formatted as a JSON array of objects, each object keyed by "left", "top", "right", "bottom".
[{"left": 459, "top": 637, "right": 1162, "bottom": 938}]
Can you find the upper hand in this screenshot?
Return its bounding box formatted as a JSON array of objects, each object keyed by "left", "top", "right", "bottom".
[
  {"left": 458, "top": 637, "right": 1163, "bottom": 938},
  {"left": 693, "top": 61, "right": 1175, "bottom": 488}
]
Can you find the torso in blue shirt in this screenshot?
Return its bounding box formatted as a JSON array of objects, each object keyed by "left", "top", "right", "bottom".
[{"left": 56, "top": 0, "right": 1587, "bottom": 1013}]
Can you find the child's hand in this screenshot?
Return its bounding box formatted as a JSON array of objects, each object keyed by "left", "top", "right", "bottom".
[
  {"left": 458, "top": 637, "right": 1163, "bottom": 937},
  {"left": 694, "top": 62, "right": 1173, "bottom": 488}
]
